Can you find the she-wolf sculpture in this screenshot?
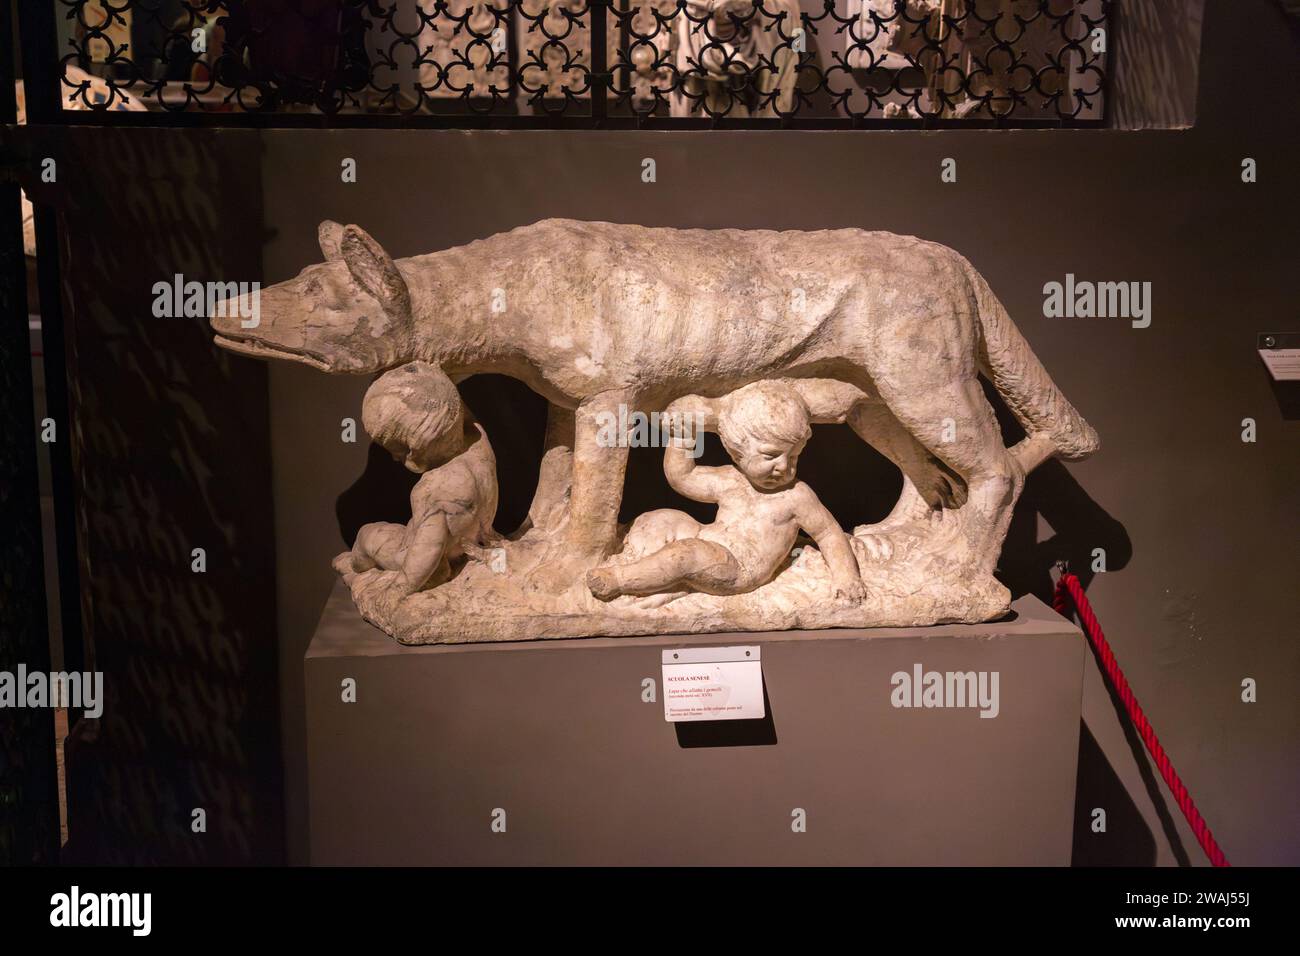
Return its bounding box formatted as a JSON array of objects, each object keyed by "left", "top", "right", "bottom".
[{"left": 211, "top": 218, "right": 1098, "bottom": 643}]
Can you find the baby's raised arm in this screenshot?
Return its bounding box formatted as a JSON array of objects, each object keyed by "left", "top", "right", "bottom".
[
  {"left": 663, "top": 445, "right": 736, "bottom": 504},
  {"left": 792, "top": 485, "right": 866, "bottom": 602},
  {"left": 661, "top": 398, "right": 733, "bottom": 504}
]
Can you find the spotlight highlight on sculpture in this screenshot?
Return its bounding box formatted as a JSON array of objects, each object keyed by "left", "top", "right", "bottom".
[{"left": 211, "top": 218, "right": 1098, "bottom": 643}]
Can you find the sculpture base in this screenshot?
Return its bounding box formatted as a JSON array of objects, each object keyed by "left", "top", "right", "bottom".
[
  {"left": 306, "top": 580, "right": 1084, "bottom": 865},
  {"left": 348, "top": 501, "right": 1011, "bottom": 644}
]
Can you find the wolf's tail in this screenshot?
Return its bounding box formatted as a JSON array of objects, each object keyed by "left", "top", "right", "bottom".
[{"left": 966, "top": 261, "right": 1100, "bottom": 463}]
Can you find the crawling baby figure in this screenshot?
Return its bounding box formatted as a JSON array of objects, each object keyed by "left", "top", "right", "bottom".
[
  {"left": 333, "top": 361, "right": 498, "bottom": 596},
  {"left": 586, "top": 380, "right": 865, "bottom": 603}
]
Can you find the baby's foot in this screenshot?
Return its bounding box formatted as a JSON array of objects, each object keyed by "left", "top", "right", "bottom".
[
  {"left": 586, "top": 566, "right": 624, "bottom": 602},
  {"left": 332, "top": 551, "right": 356, "bottom": 576}
]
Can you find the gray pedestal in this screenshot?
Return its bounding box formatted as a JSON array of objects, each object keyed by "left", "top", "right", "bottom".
[{"left": 306, "top": 580, "right": 1085, "bottom": 865}]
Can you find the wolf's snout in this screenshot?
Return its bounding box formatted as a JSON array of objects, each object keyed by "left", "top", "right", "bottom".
[
  {"left": 210, "top": 307, "right": 244, "bottom": 338},
  {"left": 211, "top": 221, "right": 414, "bottom": 373}
]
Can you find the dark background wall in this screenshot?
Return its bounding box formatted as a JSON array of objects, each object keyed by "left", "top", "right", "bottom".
[
  {"left": 48, "top": 126, "right": 284, "bottom": 864},
  {"left": 261, "top": 0, "right": 1299, "bottom": 865}
]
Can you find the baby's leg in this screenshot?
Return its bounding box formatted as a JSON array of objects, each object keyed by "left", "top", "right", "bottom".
[
  {"left": 334, "top": 522, "right": 407, "bottom": 576},
  {"left": 619, "top": 508, "right": 704, "bottom": 561},
  {"left": 587, "top": 538, "right": 742, "bottom": 600}
]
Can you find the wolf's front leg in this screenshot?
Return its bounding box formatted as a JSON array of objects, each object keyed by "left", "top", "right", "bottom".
[{"left": 525, "top": 392, "right": 633, "bottom": 594}]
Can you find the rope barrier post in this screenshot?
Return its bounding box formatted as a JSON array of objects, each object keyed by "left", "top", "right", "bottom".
[{"left": 1052, "top": 565, "right": 1230, "bottom": 867}]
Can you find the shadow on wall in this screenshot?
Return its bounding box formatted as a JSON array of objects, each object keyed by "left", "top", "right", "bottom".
[
  {"left": 983, "top": 377, "right": 1132, "bottom": 603},
  {"left": 47, "top": 127, "right": 284, "bottom": 865},
  {"left": 1072, "top": 704, "right": 1194, "bottom": 865},
  {"left": 1072, "top": 721, "right": 1157, "bottom": 864},
  {"left": 1072, "top": 656, "right": 1199, "bottom": 866},
  {"left": 1110, "top": 0, "right": 1207, "bottom": 129}
]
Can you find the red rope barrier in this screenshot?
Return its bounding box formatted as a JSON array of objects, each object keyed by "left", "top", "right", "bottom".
[{"left": 1052, "top": 570, "right": 1230, "bottom": 867}]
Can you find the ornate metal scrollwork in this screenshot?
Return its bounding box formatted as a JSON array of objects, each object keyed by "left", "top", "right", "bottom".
[{"left": 53, "top": 0, "right": 1110, "bottom": 124}]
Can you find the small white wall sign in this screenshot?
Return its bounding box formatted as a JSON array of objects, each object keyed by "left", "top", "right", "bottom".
[
  {"left": 1259, "top": 333, "right": 1300, "bottom": 381},
  {"left": 1259, "top": 348, "right": 1300, "bottom": 381},
  {"left": 661, "top": 646, "right": 764, "bottom": 722}
]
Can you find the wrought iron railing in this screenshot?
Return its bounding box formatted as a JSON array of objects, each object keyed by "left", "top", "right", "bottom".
[{"left": 49, "top": 0, "right": 1110, "bottom": 125}]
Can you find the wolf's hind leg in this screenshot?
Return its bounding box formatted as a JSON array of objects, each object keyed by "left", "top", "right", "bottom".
[
  {"left": 869, "top": 375, "right": 1023, "bottom": 579},
  {"left": 847, "top": 400, "right": 969, "bottom": 517},
  {"left": 515, "top": 403, "right": 575, "bottom": 538},
  {"left": 526, "top": 391, "right": 635, "bottom": 593}
]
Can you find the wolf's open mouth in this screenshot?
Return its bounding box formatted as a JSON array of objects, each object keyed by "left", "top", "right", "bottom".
[{"left": 213, "top": 334, "right": 333, "bottom": 371}]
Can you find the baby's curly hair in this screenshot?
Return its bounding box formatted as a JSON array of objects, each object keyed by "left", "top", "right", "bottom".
[
  {"left": 717, "top": 380, "right": 812, "bottom": 458},
  {"left": 362, "top": 361, "right": 463, "bottom": 455}
]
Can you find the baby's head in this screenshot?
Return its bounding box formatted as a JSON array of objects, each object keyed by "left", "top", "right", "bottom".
[
  {"left": 717, "top": 381, "right": 812, "bottom": 491},
  {"left": 362, "top": 361, "right": 465, "bottom": 473}
]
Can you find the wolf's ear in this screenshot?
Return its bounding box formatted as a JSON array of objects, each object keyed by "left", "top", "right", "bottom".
[
  {"left": 341, "top": 224, "right": 411, "bottom": 316},
  {"left": 318, "top": 220, "right": 346, "bottom": 260}
]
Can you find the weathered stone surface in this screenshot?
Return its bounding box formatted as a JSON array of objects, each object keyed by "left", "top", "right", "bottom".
[{"left": 212, "top": 218, "right": 1098, "bottom": 643}]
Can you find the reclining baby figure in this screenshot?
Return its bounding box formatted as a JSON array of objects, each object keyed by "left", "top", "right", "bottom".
[
  {"left": 586, "top": 380, "right": 866, "bottom": 605},
  {"left": 334, "top": 362, "right": 499, "bottom": 596}
]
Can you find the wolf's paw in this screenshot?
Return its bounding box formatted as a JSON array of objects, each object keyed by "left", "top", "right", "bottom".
[
  {"left": 854, "top": 532, "right": 894, "bottom": 563},
  {"left": 916, "top": 461, "right": 968, "bottom": 511}
]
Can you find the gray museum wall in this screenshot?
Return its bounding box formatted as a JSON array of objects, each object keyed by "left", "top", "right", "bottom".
[{"left": 258, "top": 4, "right": 1298, "bottom": 865}]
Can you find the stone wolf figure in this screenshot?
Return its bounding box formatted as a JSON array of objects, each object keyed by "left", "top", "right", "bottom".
[{"left": 211, "top": 218, "right": 1097, "bottom": 601}]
